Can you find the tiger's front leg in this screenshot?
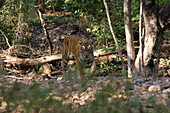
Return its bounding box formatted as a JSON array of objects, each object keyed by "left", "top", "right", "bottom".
[
  {"left": 61, "top": 58, "right": 68, "bottom": 79},
  {"left": 76, "top": 59, "right": 85, "bottom": 79},
  {"left": 90, "top": 61, "right": 96, "bottom": 76}
]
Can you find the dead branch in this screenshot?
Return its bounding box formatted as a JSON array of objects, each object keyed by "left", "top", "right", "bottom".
[
  {"left": 4, "top": 45, "right": 35, "bottom": 55},
  {"left": 8, "top": 45, "right": 35, "bottom": 52},
  {"left": 5, "top": 75, "right": 24, "bottom": 80},
  {"left": 37, "top": 9, "right": 53, "bottom": 55},
  {"left": 103, "top": 0, "right": 126, "bottom": 72},
  {"left": 50, "top": 70, "right": 61, "bottom": 75},
  {"left": 4, "top": 67, "right": 26, "bottom": 74},
  {"left": 1, "top": 45, "right": 36, "bottom": 59},
  {"left": 0, "top": 29, "right": 11, "bottom": 48}
]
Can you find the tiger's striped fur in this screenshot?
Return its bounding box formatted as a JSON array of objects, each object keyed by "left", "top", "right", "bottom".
[{"left": 61, "top": 35, "right": 96, "bottom": 79}]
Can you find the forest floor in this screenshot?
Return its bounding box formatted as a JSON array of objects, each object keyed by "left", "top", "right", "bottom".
[{"left": 0, "top": 22, "right": 169, "bottom": 112}]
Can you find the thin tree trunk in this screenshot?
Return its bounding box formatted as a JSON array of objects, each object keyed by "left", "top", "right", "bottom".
[
  {"left": 37, "top": 9, "right": 53, "bottom": 56},
  {"left": 124, "top": 0, "right": 136, "bottom": 77},
  {"left": 139, "top": 0, "right": 144, "bottom": 76},
  {"left": 103, "top": 0, "right": 126, "bottom": 73}
]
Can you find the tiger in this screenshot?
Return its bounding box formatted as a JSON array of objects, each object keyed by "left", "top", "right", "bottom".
[{"left": 61, "top": 35, "right": 96, "bottom": 79}]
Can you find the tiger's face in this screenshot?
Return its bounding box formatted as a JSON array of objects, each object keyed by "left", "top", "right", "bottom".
[{"left": 79, "top": 40, "right": 94, "bottom": 62}]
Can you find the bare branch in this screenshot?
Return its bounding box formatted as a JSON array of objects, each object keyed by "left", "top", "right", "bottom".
[
  {"left": 37, "top": 9, "right": 53, "bottom": 55},
  {"left": 0, "top": 29, "right": 11, "bottom": 48},
  {"left": 8, "top": 45, "right": 35, "bottom": 52},
  {"left": 103, "top": 0, "right": 126, "bottom": 73}
]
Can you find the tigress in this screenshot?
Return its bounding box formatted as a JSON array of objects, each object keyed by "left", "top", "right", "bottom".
[{"left": 61, "top": 35, "right": 96, "bottom": 79}]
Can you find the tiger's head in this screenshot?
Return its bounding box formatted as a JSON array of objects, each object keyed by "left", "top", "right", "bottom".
[{"left": 79, "top": 40, "right": 94, "bottom": 62}]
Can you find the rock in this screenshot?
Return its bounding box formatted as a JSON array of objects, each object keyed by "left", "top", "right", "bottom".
[
  {"left": 167, "top": 69, "right": 170, "bottom": 76},
  {"left": 162, "top": 88, "right": 170, "bottom": 93},
  {"left": 157, "top": 70, "right": 163, "bottom": 77},
  {"left": 86, "top": 87, "right": 92, "bottom": 92},
  {"left": 85, "top": 99, "right": 92, "bottom": 104},
  {"left": 39, "top": 63, "right": 52, "bottom": 75},
  {"left": 0, "top": 101, "right": 7, "bottom": 112},
  {"left": 148, "top": 85, "right": 161, "bottom": 92},
  {"left": 134, "top": 78, "right": 145, "bottom": 85},
  {"left": 141, "top": 83, "right": 149, "bottom": 91},
  {"left": 0, "top": 66, "right": 6, "bottom": 75},
  {"left": 97, "top": 79, "right": 104, "bottom": 84}
]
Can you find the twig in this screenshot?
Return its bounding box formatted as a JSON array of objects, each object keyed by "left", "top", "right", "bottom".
[
  {"left": 1, "top": 45, "right": 35, "bottom": 55},
  {"left": 103, "top": 0, "right": 126, "bottom": 72},
  {"left": 4, "top": 75, "right": 24, "bottom": 80},
  {"left": 0, "top": 29, "right": 11, "bottom": 48},
  {"left": 4, "top": 68, "right": 26, "bottom": 74},
  {"left": 8, "top": 45, "right": 35, "bottom": 52},
  {"left": 0, "top": 46, "right": 6, "bottom": 53}
]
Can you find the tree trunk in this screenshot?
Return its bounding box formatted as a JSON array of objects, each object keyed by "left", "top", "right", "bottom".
[
  {"left": 103, "top": 0, "right": 126, "bottom": 73},
  {"left": 135, "top": 1, "right": 170, "bottom": 75},
  {"left": 124, "top": 0, "right": 136, "bottom": 77}
]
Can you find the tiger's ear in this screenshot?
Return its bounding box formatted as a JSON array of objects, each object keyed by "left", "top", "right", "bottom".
[
  {"left": 79, "top": 40, "right": 82, "bottom": 45},
  {"left": 91, "top": 39, "right": 94, "bottom": 44}
]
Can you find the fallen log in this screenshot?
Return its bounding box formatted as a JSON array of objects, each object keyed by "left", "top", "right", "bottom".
[
  {"left": 0, "top": 54, "right": 62, "bottom": 66},
  {"left": 0, "top": 52, "right": 113, "bottom": 66},
  {"left": 0, "top": 46, "right": 140, "bottom": 66}
]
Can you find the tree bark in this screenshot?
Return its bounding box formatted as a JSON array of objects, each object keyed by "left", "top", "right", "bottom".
[
  {"left": 124, "top": 0, "right": 136, "bottom": 77},
  {"left": 135, "top": 1, "right": 170, "bottom": 75}
]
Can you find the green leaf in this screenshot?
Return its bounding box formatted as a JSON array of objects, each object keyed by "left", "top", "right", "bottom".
[{"left": 106, "top": 48, "right": 110, "bottom": 53}]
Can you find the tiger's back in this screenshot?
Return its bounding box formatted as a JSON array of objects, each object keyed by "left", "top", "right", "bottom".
[{"left": 62, "top": 35, "right": 96, "bottom": 79}]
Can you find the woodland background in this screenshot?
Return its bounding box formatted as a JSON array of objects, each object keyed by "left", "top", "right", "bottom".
[{"left": 0, "top": 0, "right": 169, "bottom": 112}]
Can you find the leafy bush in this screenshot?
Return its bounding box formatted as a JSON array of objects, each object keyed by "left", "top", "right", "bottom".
[{"left": 0, "top": 0, "right": 38, "bottom": 45}]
